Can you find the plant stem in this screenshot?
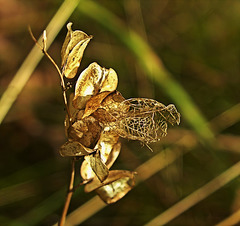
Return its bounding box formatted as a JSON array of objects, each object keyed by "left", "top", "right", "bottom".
[
  {"left": 28, "top": 27, "right": 71, "bottom": 124},
  {"left": 42, "top": 49, "right": 72, "bottom": 123},
  {"left": 59, "top": 159, "right": 76, "bottom": 226}
]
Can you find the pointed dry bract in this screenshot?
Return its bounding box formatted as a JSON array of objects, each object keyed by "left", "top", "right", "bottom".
[{"left": 61, "top": 22, "right": 92, "bottom": 79}]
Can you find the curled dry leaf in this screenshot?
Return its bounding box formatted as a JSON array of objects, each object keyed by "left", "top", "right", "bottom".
[
  {"left": 84, "top": 170, "right": 136, "bottom": 204},
  {"left": 84, "top": 151, "right": 109, "bottom": 182},
  {"left": 61, "top": 22, "right": 92, "bottom": 79},
  {"left": 59, "top": 140, "right": 95, "bottom": 157},
  {"left": 72, "top": 62, "right": 118, "bottom": 109}
]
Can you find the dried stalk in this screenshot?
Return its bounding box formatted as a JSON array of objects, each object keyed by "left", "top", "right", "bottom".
[
  {"left": 28, "top": 27, "right": 71, "bottom": 122},
  {"left": 58, "top": 159, "right": 76, "bottom": 226}
]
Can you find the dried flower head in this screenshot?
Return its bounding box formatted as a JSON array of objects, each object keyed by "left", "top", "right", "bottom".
[{"left": 35, "top": 22, "right": 180, "bottom": 210}]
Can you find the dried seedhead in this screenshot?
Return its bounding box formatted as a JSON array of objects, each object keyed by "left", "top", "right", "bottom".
[{"left": 36, "top": 22, "right": 180, "bottom": 207}]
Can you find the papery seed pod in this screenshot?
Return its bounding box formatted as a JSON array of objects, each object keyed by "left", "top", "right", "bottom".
[
  {"left": 80, "top": 130, "right": 120, "bottom": 181},
  {"left": 80, "top": 159, "right": 95, "bottom": 181},
  {"left": 106, "top": 98, "right": 181, "bottom": 144},
  {"left": 61, "top": 22, "right": 92, "bottom": 79},
  {"left": 67, "top": 116, "right": 102, "bottom": 148},
  {"left": 72, "top": 62, "right": 118, "bottom": 109},
  {"left": 84, "top": 170, "right": 136, "bottom": 204},
  {"left": 85, "top": 151, "right": 109, "bottom": 182},
  {"left": 100, "top": 67, "right": 119, "bottom": 93},
  {"left": 82, "top": 91, "right": 113, "bottom": 119},
  {"left": 95, "top": 130, "right": 120, "bottom": 165},
  {"left": 91, "top": 91, "right": 125, "bottom": 124},
  {"left": 96, "top": 175, "right": 135, "bottom": 204}
]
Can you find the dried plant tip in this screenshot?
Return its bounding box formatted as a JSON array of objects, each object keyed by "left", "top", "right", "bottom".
[
  {"left": 28, "top": 26, "right": 41, "bottom": 49},
  {"left": 42, "top": 30, "right": 47, "bottom": 52}
]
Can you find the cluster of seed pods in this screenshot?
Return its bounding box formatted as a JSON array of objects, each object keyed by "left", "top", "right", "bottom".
[{"left": 59, "top": 23, "right": 180, "bottom": 204}]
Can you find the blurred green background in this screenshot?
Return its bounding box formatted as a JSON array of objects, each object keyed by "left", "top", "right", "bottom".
[{"left": 1, "top": 0, "right": 240, "bottom": 225}]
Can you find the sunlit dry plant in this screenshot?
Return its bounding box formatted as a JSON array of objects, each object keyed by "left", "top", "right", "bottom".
[{"left": 30, "top": 22, "right": 180, "bottom": 225}]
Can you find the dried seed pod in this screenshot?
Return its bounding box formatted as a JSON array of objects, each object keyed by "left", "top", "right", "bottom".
[
  {"left": 95, "top": 130, "right": 120, "bottom": 166},
  {"left": 80, "top": 130, "right": 120, "bottom": 181},
  {"left": 91, "top": 91, "right": 125, "bottom": 124},
  {"left": 100, "top": 67, "right": 119, "bottom": 93},
  {"left": 80, "top": 159, "right": 95, "bottom": 181},
  {"left": 85, "top": 151, "right": 109, "bottom": 182},
  {"left": 107, "top": 98, "right": 181, "bottom": 144},
  {"left": 84, "top": 170, "right": 136, "bottom": 204},
  {"left": 96, "top": 174, "right": 135, "bottom": 204},
  {"left": 82, "top": 91, "right": 113, "bottom": 119},
  {"left": 67, "top": 116, "right": 102, "bottom": 148},
  {"left": 61, "top": 22, "right": 92, "bottom": 79},
  {"left": 72, "top": 62, "right": 118, "bottom": 109},
  {"left": 105, "top": 142, "right": 121, "bottom": 168}
]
